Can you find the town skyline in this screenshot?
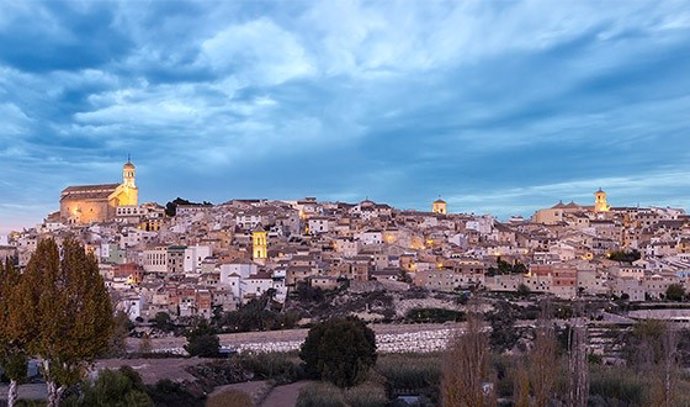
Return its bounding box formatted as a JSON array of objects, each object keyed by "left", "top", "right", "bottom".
[
  {"left": 3, "top": 0, "right": 690, "bottom": 231},
  {"left": 3, "top": 157, "right": 690, "bottom": 234}
]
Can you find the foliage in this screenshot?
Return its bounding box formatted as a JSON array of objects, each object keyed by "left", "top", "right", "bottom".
[
  {"left": 296, "top": 382, "right": 348, "bottom": 407},
  {"left": 150, "top": 312, "right": 174, "bottom": 333},
  {"left": 665, "top": 284, "right": 686, "bottom": 302},
  {"left": 300, "top": 317, "right": 377, "bottom": 388},
  {"left": 442, "top": 307, "right": 495, "bottom": 407},
  {"left": 588, "top": 366, "right": 645, "bottom": 406},
  {"left": 20, "top": 237, "right": 114, "bottom": 404},
  {"left": 405, "top": 308, "right": 464, "bottom": 324},
  {"left": 343, "top": 382, "right": 388, "bottom": 407},
  {"left": 62, "top": 367, "right": 152, "bottom": 407},
  {"left": 138, "top": 333, "right": 152, "bottom": 354},
  {"left": 164, "top": 197, "right": 212, "bottom": 217},
  {"left": 234, "top": 352, "right": 304, "bottom": 384},
  {"left": 0, "top": 258, "right": 29, "bottom": 396},
  {"left": 517, "top": 284, "right": 531, "bottom": 296},
  {"left": 205, "top": 390, "right": 252, "bottom": 407},
  {"left": 215, "top": 291, "right": 300, "bottom": 333},
  {"left": 488, "top": 301, "right": 520, "bottom": 353},
  {"left": 376, "top": 353, "right": 441, "bottom": 391},
  {"left": 608, "top": 250, "right": 642, "bottom": 263},
  {"left": 145, "top": 380, "right": 204, "bottom": 407},
  {"left": 486, "top": 257, "right": 528, "bottom": 277},
  {"left": 291, "top": 281, "right": 325, "bottom": 303},
  {"left": 106, "top": 311, "right": 131, "bottom": 358},
  {"left": 184, "top": 320, "right": 219, "bottom": 358}
]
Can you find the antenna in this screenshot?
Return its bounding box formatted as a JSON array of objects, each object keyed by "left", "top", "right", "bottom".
[{"left": 127, "top": 153, "right": 131, "bottom": 163}]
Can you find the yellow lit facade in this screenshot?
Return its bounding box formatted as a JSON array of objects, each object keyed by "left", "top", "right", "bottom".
[
  {"left": 60, "top": 159, "right": 140, "bottom": 224},
  {"left": 594, "top": 188, "right": 610, "bottom": 213},
  {"left": 432, "top": 198, "right": 447, "bottom": 215},
  {"left": 118, "top": 160, "right": 138, "bottom": 206},
  {"left": 252, "top": 226, "right": 268, "bottom": 261}
]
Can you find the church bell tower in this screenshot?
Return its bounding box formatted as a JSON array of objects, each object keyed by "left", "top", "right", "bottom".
[
  {"left": 119, "top": 157, "right": 138, "bottom": 206},
  {"left": 594, "top": 188, "right": 609, "bottom": 213}
]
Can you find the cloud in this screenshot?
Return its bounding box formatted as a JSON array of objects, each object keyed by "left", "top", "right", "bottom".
[
  {"left": 2, "top": 0, "right": 690, "bottom": 228},
  {"left": 201, "top": 18, "right": 315, "bottom": 86}
]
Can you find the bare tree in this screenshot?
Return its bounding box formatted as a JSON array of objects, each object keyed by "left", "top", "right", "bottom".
[
  {"left": 442, "top": 303, "right": 495, "bottom": 407},
  {"left": 529, "top": 306, "right": 559, "bottom": 407},
  {"left": 567, "top": 317, "right": 589, "bottom": 407},
  {"left": 513, "top": 357, "right": 530, "bottom": 407},
  {"left": 649, "top": 324, "right": 678, "bottom": 407}
]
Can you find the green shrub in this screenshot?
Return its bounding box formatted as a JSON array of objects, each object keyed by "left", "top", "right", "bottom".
[
  {"left": 589, "top": 367, "right": 644, "bottom": 405},
  {"left": 235, "top": 352, "right": 304, "bottom": 384},
  {"left": 376, "top": 353, "right": 441, "bottom": 390},
  {"left": 296, "top": 382, "right": 347, "bottom": 407},
  {"left": 61, "top": 367, "right": 153, "bottom": 407},
  {"left": 206, "top": 389, "right": 253, "bottom": 407},
  {"left": 146, "top": 379, "right": 204, "bottom": 407},
  {"left": 300, "top": 317, "right": 377, "bottom": 388},
  {"left": 405, "top": 308, "right": 464, "bottom": 323},
  {"left": 184, "top": 320, "right": 220, "bottom": 358},
  {"left": 344, "top": 382, "right": 388, "bottom": 407}
]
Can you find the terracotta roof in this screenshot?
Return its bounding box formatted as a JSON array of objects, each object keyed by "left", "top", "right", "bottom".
[
  {"left": 62, "top": 183, "right": 120, "bottom": 193},
  {"left": 60, "top": 183, "right": 120, "bottom": 201}
]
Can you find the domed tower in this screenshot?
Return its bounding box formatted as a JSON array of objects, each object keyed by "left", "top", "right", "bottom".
[
  {"left": 594, "top": 188, "right": 609, "bottom": 213},
  {"left": 119, "top": 157, "right": 138, "bottom": 206},
  {"left": 432, "top": 197, "right": 447, "bottom": 215}
]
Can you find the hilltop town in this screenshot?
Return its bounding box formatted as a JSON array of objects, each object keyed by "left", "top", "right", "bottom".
[{"left": 3, "top": 160, "right": 690, "bottom": 331}]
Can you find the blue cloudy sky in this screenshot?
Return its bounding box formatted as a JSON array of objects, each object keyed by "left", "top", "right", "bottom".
[{"left": 2, "top": 0, "right": 690, "bottom": 231}]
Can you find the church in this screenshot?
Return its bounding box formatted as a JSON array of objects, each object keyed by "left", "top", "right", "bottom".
[{"left": 60, "top": 159, "right": 139, "bottom": 224}]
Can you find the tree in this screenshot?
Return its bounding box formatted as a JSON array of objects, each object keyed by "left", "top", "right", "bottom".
[
  {"left": 184, "top": 320, "right": 220, "bottom": 358},
  {"left": 151, "top": 312, "right": 174, "bottom": 332},
  {"left": 528, "top": 311, "right": 558, "bottom": 407},
  {"left": 442, "top": 305, "right": 495, "bottom": 407},
  {"left": 107, "top": 311, "right": 131, "bottom": 357},
  {"left": 517, "top": 283, "right": 531, "bottom": 297},
  {"left": 299, "top": 317, "right": 377, "bottom": 388},
  {"left": 567, "top": 318, "right": 589, "bottom": 407},
  {"left": 138, "top": 333, "right": 152, "bottom": 354},
  {"left": 0, "top": 259, "right": 29, "bottom": 407},
  {"left": 20, "top": 237, "right": 114, "bottom": 407},
  {"left": 488, "top": 301, "right": 519, "bottom": 353},
  {"left": 0, "top": 259, "right": 28, "bottom": 407},
  {"left": 665, "top": 284, "right": 685, "bottom": 302}
]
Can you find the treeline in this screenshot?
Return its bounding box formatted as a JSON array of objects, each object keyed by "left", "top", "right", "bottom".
[{"left": 0, "top": 238, "right": 114, "bottom": 407}]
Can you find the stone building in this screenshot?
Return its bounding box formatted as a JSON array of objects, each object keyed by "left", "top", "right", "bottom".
[{"left": 59, "top": 159, "right": 139, "bottom": 224}]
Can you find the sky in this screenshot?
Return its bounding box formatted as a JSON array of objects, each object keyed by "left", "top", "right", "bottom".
[{"left": 2, "top": 0, "right": 690, "bottom": 232}]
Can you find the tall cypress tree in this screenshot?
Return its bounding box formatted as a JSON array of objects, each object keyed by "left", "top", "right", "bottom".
[
  {"left": 0, "top": 258, "right": 28, "bottom": 407},
  {"left": 22, "top": 237, "right": 114, "bottom": 407}
]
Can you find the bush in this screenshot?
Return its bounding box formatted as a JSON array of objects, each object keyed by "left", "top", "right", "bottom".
[
  {"left": 300, "top": 317, "right": 377, "bottom": 388},
  {"left": 206, "top": 389, "right": 253, "bottom": 407},
  {"left": 184, "top": 321, "right": 219, "bottom": 358},
  {"left": 405, "top": 308, "right": 464, "bottom": 323},
  {"left": 344, "top": 382, "right": 388, "bottom": 407},
  {"left": 61, "top": 367, "right": 153, "bottom": 407},
  {"left": 376, "top": 353, "right": 441, "bottom": 390},
  {"left": 235, "top": 352, "right": 304, "bottom": 384},
  {"left": 146, "top": 379, "right": 204, "bottom": 407},
  {"left": 588, "top": 367, "right": 644, "bottom": 405},
  {"left": 296, "top": 382, "right": 347, "bottom": 407}
]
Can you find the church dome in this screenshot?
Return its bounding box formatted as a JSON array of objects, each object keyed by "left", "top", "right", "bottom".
[{"left": 124, "top": 161, "right": 135, "bottom": 170}]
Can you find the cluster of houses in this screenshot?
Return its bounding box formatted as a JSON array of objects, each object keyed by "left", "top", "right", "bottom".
[{"left": 4, "top": 189, "right": 690, "bottom": 322}]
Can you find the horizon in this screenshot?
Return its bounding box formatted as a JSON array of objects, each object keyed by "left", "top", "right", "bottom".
[{"left": 3, "top": 0, "right": 690, "bottom": 232}]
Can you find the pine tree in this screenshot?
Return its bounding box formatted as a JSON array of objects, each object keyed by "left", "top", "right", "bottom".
[
  {"left": 21, "top": 237, "right": 114, "bottom": 407},
  {"left": 0, "top": 258, "right": 28, "bottom": 407}
]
